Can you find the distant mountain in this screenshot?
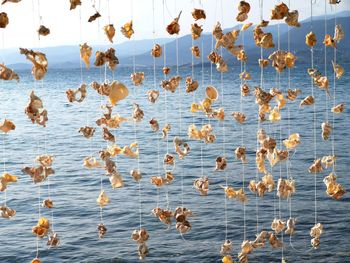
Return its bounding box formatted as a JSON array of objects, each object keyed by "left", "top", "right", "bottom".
[{"left": 4, "top": 13, "right": 349, "bottom": 69}]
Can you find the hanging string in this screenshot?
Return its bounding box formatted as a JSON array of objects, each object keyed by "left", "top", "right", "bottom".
[
  {"left": 200, "top": 0, "right": 205, "bottom": 179},
  {"left": 2, "top": 132, "right": 6, "bottom": 206},
  {"left": 324, "top": 0, "right": 328, "bottom": 122},
  {"left": 331, "top": 4, "right": 337, "bottom": 172}
]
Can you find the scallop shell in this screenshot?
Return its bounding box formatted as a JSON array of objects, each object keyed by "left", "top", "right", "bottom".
[
  {"left": 206, "top": 86, "right": 218, "bottom": 101},
  {"left": 109, "top": 81, "right": 129, "bottom": 106}
]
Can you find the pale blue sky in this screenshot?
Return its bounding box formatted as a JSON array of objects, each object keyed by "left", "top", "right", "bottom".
[{"left": 0, "top": 0, "right": 349, "bottom": 48}]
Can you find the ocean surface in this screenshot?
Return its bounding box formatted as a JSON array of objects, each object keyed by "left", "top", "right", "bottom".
[{"left": 0, "top": 62, "right": 349, "bottom": 263}]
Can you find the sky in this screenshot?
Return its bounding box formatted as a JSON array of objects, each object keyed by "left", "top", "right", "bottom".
[{"left": 0, "top": 0, "right": 349, "bottom": 49}]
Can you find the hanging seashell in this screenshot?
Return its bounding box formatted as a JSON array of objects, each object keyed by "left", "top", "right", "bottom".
[
  {"left": 276, "top": 178, "right": 295, "bottom": 199},
  {"left": 149, "top": 118, "right": 159, "bottom": 132},
  {"left": 287, "top": 88, "right": 301, "bottom": 101},
  {"left": 163, "top": 153, "right": 175, "bottom": 166},
  {"left": 206, "top": 86, "right": 218, "bottom": 101},
  {"left": 173, "top": 137, "right": 190, "bottom": 159},
  {"left": 191, "top": 8, "right": 206, "bottom": 20},
  {"left": 258, "top": 58, "right": 269, "bottom": 68},
  {"left": 79, "top": 126, "right": 95, "bottom": 139},
  {"left": 109, "top": 81, "right": 129, "bottom": 106},
  {"left": 334, "top": 24, "right": 344, "bottom": 42},
  {"left": 232, "top": 112, "right": 246, "bottom": 124},
  {"left": 42, "top": 199, "right": 53, "bottom": 209},
  {"left": 321, "top": 122, "right": 332, "bottom": 140},
  {"left": 222, "top": 255, "right": 233, "bottom": 263},
  {"left": 240, "top": 83, "right": 250, "bottom": 96},
  {"left": 66, "top": 83, "right": 87, "bottom": 103},
  {"left": 331, "top": 103, "right": 344, "bottom": 114},
  {"left": 131, "top": 72, "right": 145, "bottom": 86},
  {"left": 329, "top": 0, "right": 341, "bottom": 4},
  {"left": 270, "top": 2, "right": 289, "bottom": 20},
  {"left": 323, "top": 172, "right": 345, "bottom": 200},
  {"left": 162, "top": 123, "right": 171, "bottom": 139},
  {"left": 240, "top": 71, "right": 251, "bottom": 80},
  {"left": 306, "top": 31, "right": 317, "bottom": 47},
  {"left": 96, "top": 190, "right": 109, "bottom": 207},
  {"left": 47, "top": 232, "right": 60, "bottom": 247},
  {"left": 269, "top": 106, "right": 281, "bottom": 122},
  {"left": 236, "top": 1, "right": 250, "bottom": 22},
  {"left": 79, "top": 43, "right": 92, "bottom": 69},
  {"left": 269, "top": 232, "right": 283, "bottom": 248},
  {"left": 0, "top": 12, "right": 9, "bottom": 28},
  {"left": 235, "top": 146, "right": 247, "bottom": 163},
  {"left": 191, "top": 45, "right": 200, "bottom": 58},
  {"left": 285, "top": 218, "right": 296, "bottom": 236},
  {"left": 193, "top": 176, "right": 209, "bottom": 196},
  {"left": 323, "top": 34, "right": 336, "bottom": 48},
  {"left": 152, "top": 207, "right": 173, "bottom": 225},
  {"left": 300, "top": 95, "right": 315, "bottom": 107},
  {"left": 271, "top": 218, "right": 286, "bottom": 234},
  {"left": 151, "top": 44, "right": 162, "bottom": 57},
  {"left": 185, "top": 76, "right": 199, "bottom": 93},
  {"left": 94, "top": 48, "right": 119, "bottom": 70},
  {"left": 83, "top": 156, "right": 101, "bottom": 169},
  {"left": 220, "top": 239, "right": 233, "bottom": 255},
  {"left": 25, "top": 91, "right": 48, "bottom": 127},
  {"left": 215, "top": 156, "right": 227, "bottom": 171},
  {"left": 321, "top": 155, "right": 336, "bottom": 169},
  {"left": 109, "top": 172, "right": 124, "bottom": 189},
  {"left": 102, "top": 127, "right": 115, "bottom": 142},
  {"left": 70, "top": 0, "right": 81, "bottom": 10},
  {"left": 147, "top": 90, "right": 159, "bottom": 104},
  {"left": 332, "top": 61, "right": 344, "bottom": 79},
  {"left": 191, "top": 23, "right": 203, "bottom": 40},
  {"left": 208, "top": 51, "right": 228, "bottom": 73},
  {"left": 161, "top": 75, "right": 182, "bottom": 93},
  {"left": 88, "top": 12, "right": 101, "bottom": 23},
  {"left": 283, "top": 133, "right": 300, "bottom": 150},
  {"left": 19, "top": 48, "right": 48, "bottom": 80},
  {"left": 237, "top": 50, "right": 248, "bottom": 62},
  {"left": 132, "top": 103, "right": 144, "bottom": 122},
  {"left": 31, "top": 258, "right": 42, "bottom": 263},
  {"left": 38, "top": 25, "right": 50, "bottom": 37},
  {"left": 285, "top": 10, "right": 300, "bottom": 27},
  {"left": 97, "top": 223, "right": 107, "bottom": 239},
  {"left": 308, "top": 159, "right": 323, "bottom": 174},
  {"left": 104, "top": 24, "right": 115, "bottom": 43},
  {"left": 241, "top": 22, "right": 253, "bottom": 31},
  {"left": 310, "top": 223, "right": 323, "bottom": 249},
  {"left": 0, "top": 205, "right": 16, "bottom": 219},
  {"left": 166, "top": 11, "right": 182, "bottom": 35},
  {"left": 0, "top": 119, "right": 15, "bottom": 133},
  {"left": 0, "top": 63, "right": 20, "bottom": 82},
  {"left": 130, "top": 169, "right": 142, "bottom": 182},
  {"left": 162, "top": 66, "right": 170, "bottom": 75},
  {"left": 32, "top": 217, "right": 50, "bottom": 238}
]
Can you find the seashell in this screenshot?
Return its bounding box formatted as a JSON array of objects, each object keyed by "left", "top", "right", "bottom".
[
  {"left": 0, "top": 119, "right": 16, "bottom": 133},
  {"left": 32, "top": 217, "right": 50, "bottom": 237},
  {"left": 269, "top": 232, "right": 283, "bottom": 248},
  {"left": 287, "top": 88, "right": 301, "bottom": 101},
  {"left": 83, "top": 156, "right": 101, "bottom": 169},
  {"left": 334, "top": 24, "right": 344, "bottom": 42},
  {"left": 104, "top": 24, "right": 115, "bottom": 43},
  {"left": 166, "top": 11, "right": 182, "bottom": 35},
  {"left": 331, "top": 103, "right": 344, "bottom": 114},
  {"left": 271, "top": 218, "right": 286, "bottom": 234},
  {"left": 212, "top": 22, "right": 223, "bottom": 41},
  {"left": 191, "top": 23, "right": 203, "bottom": 40},
  {"left": 285, "top": 218, "right": 296, "bottom": 236},
  {"left": 173, "top": 137, "right": 190, "bottom": 159},
  {"left": 149, "top": 118, "right": 159, "bottom": 132},
  {"left": 215, "top": 156, "right": 227, "bottom": 171},
  {"left": 220, "top": 239, "right": 233, "bottom": 255},
  {"left": 277, "top": 178, "right": 295, "bottom": 199},
  {"left": 162, "top": 66, "right": 170, "bottom": 75},
  {"left": 237, "top": 50, "right": 248, "bottom": 62},
  {"left": 19, "top": 48, "right": 48, "bottom": 80},
  {"left": 38, "top": 25, "right": 50, "bottom": 36},
  {"left": 236, "top": 1, "right": 250, "bottom": 22},
  {"left": 121, "top": 20, "right": 134, "bottom": 38},
  {"left": 152, "top": 207, "right": 173, "bottom": 225},
  {"left": 131, "top": 72, "right": 145, "bottom": 86},
  {"left": 262, "top": 137, "right": 276, "bottom": 153},
  {"left": 310, "top": 223, "right": 323, "bottom": 249},
  {"left": 151, "top": 44, "right": 162, "bottom": 58},
  {"left": 138, "top": 243, "right": 149, "bottom": 260},
  {"left": 22, "top": 166, "right": 53, "bottom": 184},
  {"left": 130, "top": 169, "right": 141, "bottom": 182},
  {"left": 232, "top": 112, "right": 246, "bottom": 124},
  {"left": 96, "top": 190, "right": 109, "bottom": 207},
  {"left": 254, "top": 86, "right": 273, "bottom": 105},
  {"left": 163, "top": 153, "right": 175, "bottom": 166},
  {"left": 102, "top": 127, "right": 115, "bottom": 142},
  {"left": 94, "top": 48, "right": 119, "bottom": 70},
  {"left": 97, "top": 223, "right": 107, "bottom": 239},
  {"left": 162, "top": 123, "right": 171, "bottom": 139},
  {"left": 329, "top": 0, "right": 341, "bottom": 3},
  {"left": 308, "top": 159, "right": 323, "bottom": 174},
  {"left": 188, "top": 123, "right": 216, "bottom": 143},
  {"left": 283, "top": 133, "right": 300, "bottom": 149},
  {"left": 80, "top": 43, "right": 92, "bottom": 69},
  {"left": 88, "top": 12, "right": 101, "bottom": 23},
  {"left": 235, "top": 146, "right": 247, "bottom": 163},
  {"left": 191, "top": 8, "right": 206, "bottom": 20},
  {"left": 208, "top": 51, "right": 228, "bottom": 72},
  {"left": 0, "top": 205, "right": 16, "bottom": 219},
  {"left": 206, "top": 86, "right": 218, "bottom": 101},
  {"left": 239, "top": 71, "right": 251, "bottom": 80},
  {"left": 258, "top": 58, "right": 269, "bottom": 68},
  {"left": 269, "top": 106, "right": 281, "bottom": 122},
  {"left": 160, "top": 75, "right": 182, "bottom": 93},
  {"left": 193, "top": 176, "right": 209, "bottom": 196},
  {"left": 191, "top": 45, "right": 200, "bottom": 58},
  {"left": 147, "top": 89, "right": 159, "bottom": 104},
  {"left": 0, "top": 63, "right": 20, "bottom": 82},
  {"left": 241, "top": 22, "right": 253, "bottom": 31},
  {"left": 66, "top": 83, "right": 87, "bottom": 103},
  {"left": 36, "top": 155, "right": 54, "bottom": 168},
  {"left": 300, "top": 95, "right": 315, "bottom": 107},
  {"left": 306, "top": 31, "right": 317, "bottom": 47},
  {"left": 240, "top": 83, "right": 250, "bottom": 96},
  {"left": 109, "top": 171, "right": 124, "bottom": 189},
  {"left": 0, "top": 12, "right": 9, "bottom": 28},
  {"left": 0, "top": 172, "right": 17, "bottom": 191},
  {"left": 70, "top": 0, "right": 81, "bottom": 10},
  {"left": 79, "top": 126, "right": 95, "bottom": 139},
  {"left": 332, "top": 61, "right": 344, "bottom": 79},
  {"left": 222, "top": 255, "right": 233, "bottom": 263},
  {"left": 150, "top": 176, "right": 165, "bottom": 187},
  {"left": 323, "top": 172, "right": 345, "bottom": 200},
  {"left": 321, "top": 122, "right": 332, "bottom": 140},
  {"left": 321, "top": 155, "right": 336, "bottom": 169},
  {"left": 185, "top": 76, "right": 199, "bottom": 93},
  {"left": 270, "top": 2, "right": 289, "bottom": 20},
  {"left": 31, "top": 258, "right": 42, "bottom": 263},
  {"left": 47, "top": 233, "right": 60, "bottom": 247},
  {"left": 323, "top": 34, "right": 336, "bottom": 48},
  {"left": 285, "top": 10, "right": 300, "bottom": 27},
  {"left": 108, "top": 81, "right": 129, "bottom": 106},
  {"left": 240, "top": 240, "right": 253, "bottom": 255}
]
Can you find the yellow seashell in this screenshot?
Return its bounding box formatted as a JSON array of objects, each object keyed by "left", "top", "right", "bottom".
[
  {"left": 109, "top": 81, "right": 129, "bottom": 106},
  {"left": 206, "top": 85, "right": 218, "bottom": 101},
  {"left": 97, "top": 190, "right": 110, "bottom": 207},
  {"left": 31, "top": 258, "right": 42, "bottom": 263},
  {"left": 222, "top": 255, "right": 233, "bottom": 263}
]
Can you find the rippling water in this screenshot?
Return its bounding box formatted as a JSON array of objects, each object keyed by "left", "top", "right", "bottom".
[{"left": 0, "top": 63, "right": 349, "bottom": 263}]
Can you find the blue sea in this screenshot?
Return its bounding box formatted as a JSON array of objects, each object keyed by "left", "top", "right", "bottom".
[{"left": 0, "top": 62, "right": 349, "bottom": 263}]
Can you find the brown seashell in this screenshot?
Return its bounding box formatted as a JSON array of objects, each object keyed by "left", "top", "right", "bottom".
[
  {"left": 149, "top": 118, "right": 159, "bottom": 132},
  {"left": 166, "top": 11, "right": 182, "bottom": 35},
  {"left": 130, "top": 169, "right": 142, "bottom": 182},
  {"left": 42, "top": 199, "right": 53, "bottom": 209},
  {"left": 193, "top": 176, "right": 209, "bottom": 196},
  {"left": 285, "top": 218, "right": 296, "bottom": 236},
  {"left": 191, "top": 23, "right": 203, "bottom": 40},
  {"left": 0, "top": 119, "right": 16, "bottom": 133},
  {"left": 47, "top": 232, "right": 60, "bottom": 247},
  {"left": 131, "top": 72, "right": 145, "bottom": 86},
  {"left": 151, "top": 44, "right": 162, "bottom": 58},
  {"left": 332, "top": 61, "right": 344, "bottom": 79},
  {"left": 206, "top": 86, "right": 218, "bottom": 101},
  {"left": 323, "top": 34, "right": 336, "bottom": 48},
  {"left": 38, "top": 25, "right": 50, "bottom": 36},
  {"left": 191, "top": 8, "right": 206, "bottom": 20},
  {"left": 79, "top": 126, "right": 95, "bottom": 139},
  {"left": 331, "top": 103, "right": 344, "bottom": 114},
  {"left": 270, "top": 2, "right": 289, "bottom": 20},
  {"left": 0, "top": 205, "right": 16, "bottom": 219},
  {"left": 31, "top": 258, "right": 42, "bottom": 263},
  {"left": 132, "top": 103, "right": 144, "bottom": 122},
  {"left": 235, "top": 146, "right": 247, "bottom": 163},
  {"left": 66, "top": 83, "right": 87, "bottom": 103},
  {"left": 173, "top": 136, "right": 190, "bottom": 159},
  {"left": 306, "top": 31, "right": 317, "bottom": 47},
  {"left": 88, "top": 12, "right": 101, "bottom": 23},
  {"left": 285, "top": 10, "right": 300, "bottom": 27},
  {"left": 121, "top": 20, "right": 134, "bottom": 39},
  {"left": 308, "top": 159, "right": 323, "bottom": 174},
  {"left": 321, "top": 122, "right": 332, "bottom": 140},
  {"left": 162, "top": 67, "right": 170, "bottom": 75},
  {"left": 97, "top": 223, "right": 107, "bottom": 239},
  {"left": 80, "top": 43, "right": 92, "bottom": 69},
  {"left": 0, "top": 12, "right": 9, "bottom": 28},
  {"left": 240, "top": 83, "right": 250, "bottom": 96},
  {"left": 19, "top": 48, "right": 48, "bottom": 81},
  {"left": 300, "top": 95, "right": 315, "bottom": 107},
  {"left": 287, "top": 88, "right": 301, "bottom": 101},
  {"left": 160, "top": 75, "right": 182, "bottom": 92},
  {"left": 94, "top": 48, "right": 119, "bottom": 71},
  {"left": 191, "top": 45, "right": 200, "bottom": 58},
  {"left": 236, "top": 1, "right": 250, "bottom": 22},
  {"left": 147, "top": 89, "right": 159, "bottom": 103},
  {"left": 70, "top": 0, "right": 81, "bottom": 10},
  {"left": 104, "top": 24, "right": 116, "bottom": 43},
  {"left": 162, "top": 123, "right": 171, "bottom": 139},
  {"left": 232, "top": 112, "right": 246, "bottom": 124},
  {"left": 185, "top": 76, "right": 199, "bottom": 93},
  {"left": 334, "top": 24, "right": 344, "bottom": 42},
  {"left": 215, "top": 156, "right": 227, "bottom": 170},
  {"left": 258, "top": 59, "right": 269, "bottom": 68},
  {"left": 0, "top": 63, "right": 19, "bottom": 82},
  {"left": 163, "top": 153, "right": 175, "bottom": 166}
]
